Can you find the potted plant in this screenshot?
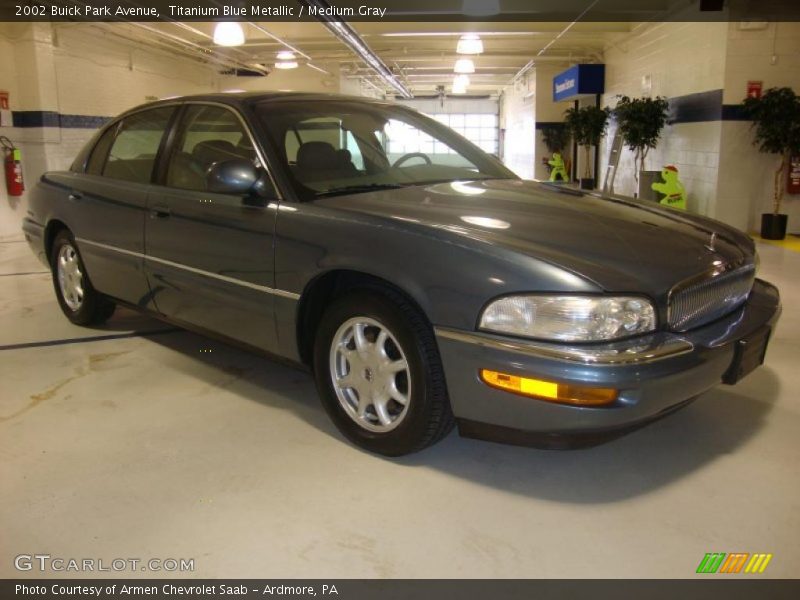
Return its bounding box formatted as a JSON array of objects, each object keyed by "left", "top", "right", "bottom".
[
  {"left": 564, "top": 105, "right": 609, "bottom": 189},
  {"left": 742, "top": 87, "right": 800, "bottom": 240},
  {"left": 612, "top": 95, "right": 670, "bottom": 198}
]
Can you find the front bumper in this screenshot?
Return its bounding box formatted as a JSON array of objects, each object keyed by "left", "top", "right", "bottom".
[{"left": 435, "top": 279, "right": 781, "bottom": 448}]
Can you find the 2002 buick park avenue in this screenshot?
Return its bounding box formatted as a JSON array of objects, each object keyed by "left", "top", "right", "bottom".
[{"left": 23, "top": 93, "right": 781, "bottom": 455}]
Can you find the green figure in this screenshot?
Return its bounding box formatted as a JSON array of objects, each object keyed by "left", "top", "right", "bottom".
[
  {"left": 651, "top": 165, "right": 687, "bottom": 210},
  {"left": 548, "top": 152, "right": 569, "bottom": 182}
]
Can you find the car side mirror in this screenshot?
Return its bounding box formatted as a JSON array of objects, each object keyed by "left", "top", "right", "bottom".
[{"left": 206, "top": 159, "right": 261, "bottom": 197}]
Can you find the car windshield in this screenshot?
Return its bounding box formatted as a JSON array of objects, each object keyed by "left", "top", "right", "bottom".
[{"left": 255, "top": 99, "right": 517, "bottom": 200}]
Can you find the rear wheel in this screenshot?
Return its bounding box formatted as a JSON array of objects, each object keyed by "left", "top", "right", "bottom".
[
  {"left": 313, "top": 289, "right": 454, "bottom": 456},
  {"left": 51, "top": 230, "right": 115, "bottom": 326}
]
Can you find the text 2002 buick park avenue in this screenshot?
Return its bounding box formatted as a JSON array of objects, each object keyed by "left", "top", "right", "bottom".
[{"left": 23, "top": 93, "right": 781, "bottom": 456}]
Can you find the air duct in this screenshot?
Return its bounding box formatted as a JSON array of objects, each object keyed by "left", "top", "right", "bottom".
[{"left": 303, "top": 0, "right": 412, "bottom": 98}]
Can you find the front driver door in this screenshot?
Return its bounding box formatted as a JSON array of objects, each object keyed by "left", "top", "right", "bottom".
[{"left": 144, "top": 103, "right": 280, "bottom": 354}]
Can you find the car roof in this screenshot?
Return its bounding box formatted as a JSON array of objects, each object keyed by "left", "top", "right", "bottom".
[{"left": 119, "top": 91, "right": 395, "bottom": 117}]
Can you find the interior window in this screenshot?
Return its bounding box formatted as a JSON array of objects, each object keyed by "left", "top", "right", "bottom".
[
  {"left": 381, "top": 118, "right": 476, "bottom": 170},
  {"left": 166, "top": 105, "right": 256, "bottom": 192},
  {"left": 285, "top": 117, "right": 364, "bottom": 172},
  {"left": 86, "top": 125, "right": 118, "bottom": 175},
  {"left": 102, "top": 107, "right": 174, "bottom": 184}
]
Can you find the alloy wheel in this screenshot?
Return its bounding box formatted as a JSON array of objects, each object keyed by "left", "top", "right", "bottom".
[
  {"left": 329, "top": 316, "right": 411, "bottom": 433},
  {"left": 57, "top": 243, "right": 84, "bottom": 311}
]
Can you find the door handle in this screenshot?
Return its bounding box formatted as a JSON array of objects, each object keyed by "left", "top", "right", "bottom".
[
  {"left": 150, "top": 206, "right": 171, "bottom": 219},
  {"left": 68, "top": 192, "right": 83, "bottom": 202}
]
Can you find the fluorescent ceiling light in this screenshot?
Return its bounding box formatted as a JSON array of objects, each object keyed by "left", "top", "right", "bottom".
[
  {"left": 275, "top": 51, "right": 298, "bottom": 69},
  {"left": 457, "top": 34, "right": 484, "bottom": 55},
  {"left": 454, "top": 58, "right": 475, "bottom": 74},
  {"left": 462, "top": 0, "right": 500, "bottom": 16},
  {"left": 452, "top": 74, "right": 470, "bottom": 93},
  {"left": 213, "top": 22, "right": 245, "bottom": 47}
]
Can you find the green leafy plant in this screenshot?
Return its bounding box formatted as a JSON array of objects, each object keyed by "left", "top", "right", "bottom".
[
  {"left": 742, "top": 87, "right": 800, "bottom": 215},
  {"left": 612, "top": 95, "right": 670, "bottom": 183},
  {"left": 564, "top": 105, "right": 609, "bottom": 179},
  {"left": 540, "top": 124, "right": 571, "bottom": 154}
]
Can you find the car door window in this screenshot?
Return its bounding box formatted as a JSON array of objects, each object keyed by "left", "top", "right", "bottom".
[
  {"left": 166, "top": 105, "right": 257, "bottom": 192},
  {"left": 102, "top": 107, "right": 174, "bottom": 184}
]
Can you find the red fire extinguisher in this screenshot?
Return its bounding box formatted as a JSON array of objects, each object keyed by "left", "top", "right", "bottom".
[{"left": 1, "top": 136, "right": 24, "bottom": 196}]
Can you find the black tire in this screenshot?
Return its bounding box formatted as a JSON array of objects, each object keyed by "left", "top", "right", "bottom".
[
  {"left": 313, "top": 288, "right": 454, "bottom": 456},
  {"left": 50, "top": 229, "right": 116, "bottom": 326}
]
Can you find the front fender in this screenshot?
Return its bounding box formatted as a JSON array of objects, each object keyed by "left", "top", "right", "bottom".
[{"left": 273, "top": 201, "right": 601, "bottom": 358}]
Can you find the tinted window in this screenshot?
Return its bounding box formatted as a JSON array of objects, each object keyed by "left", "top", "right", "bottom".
[
  {"left": 166, "top": 105, "right": 256, "bottom": 192},
  {"left": 103, "top": 107, "right": 174, "bottom": 184},
  {"left": 85, "top": 125, "right": 118, "bottom": 175}
]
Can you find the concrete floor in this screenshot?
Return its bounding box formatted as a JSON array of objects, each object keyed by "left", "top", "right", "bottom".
[{"left": 1, "top": 237, "right": 798, "bottom": 579}]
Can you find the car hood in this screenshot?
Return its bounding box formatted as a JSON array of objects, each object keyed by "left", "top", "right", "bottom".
[{"left": 316, "top": 179, "right": 753, "bottom": 297}]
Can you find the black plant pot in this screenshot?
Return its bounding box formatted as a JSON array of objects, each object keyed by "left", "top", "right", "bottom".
[
  {"left": 579, "top": 178, "right": 595, "bottom": 190},
  {"left": 761, "top": 213, "right": 788, "bottom": 240}
]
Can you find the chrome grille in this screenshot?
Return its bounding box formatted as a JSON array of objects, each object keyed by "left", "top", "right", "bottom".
[{"left": 668, "top": 264, "right": 755, "bottom": 332}]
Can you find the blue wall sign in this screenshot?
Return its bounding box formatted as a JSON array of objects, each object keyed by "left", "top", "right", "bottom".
[{"left": 553, "top": 64, "right": 605, "bottom": 102}]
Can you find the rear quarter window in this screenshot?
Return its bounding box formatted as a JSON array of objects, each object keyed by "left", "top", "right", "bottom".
[
  {"left": 102, "top": 107, "right": 175, "bottom": 184},
  {"left": 85, "top": 125, "right": 118, "bottom": 175}
]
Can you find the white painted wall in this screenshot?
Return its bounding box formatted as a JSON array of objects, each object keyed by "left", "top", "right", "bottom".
[
  {"left": 598, "top": 21, "right": 729, "bottom": 215},
  {"left": 0, "top": 23, "right": 346, "bottom": 239},
  {"left": 499, "top": 77, "right": 535, "bottom": 179},
  {"left": 718, "top": 21, "right": 800, "bottom": 233}
]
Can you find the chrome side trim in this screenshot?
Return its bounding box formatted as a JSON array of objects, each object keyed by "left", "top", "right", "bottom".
[
  {"left": 77, "top": 238, "right": 143, "bottom": 260},
  {"left": 434, "top": 327, "right": 694, "bottom": 366},
  {"left": 75, "top": 238, "right": 300, "bottom": 301}
]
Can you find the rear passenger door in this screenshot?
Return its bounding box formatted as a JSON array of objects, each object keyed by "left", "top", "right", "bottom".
[
  {"left": 144, "top": 103, "right": 281, "bottom": 353},
  {"left": 70, "top": 106, "right": 176, "bottom": 307}
]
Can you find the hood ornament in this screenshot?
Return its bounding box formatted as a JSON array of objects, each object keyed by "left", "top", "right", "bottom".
[{"left": 704, "top": 232, "right": 717, "bottom": 253}]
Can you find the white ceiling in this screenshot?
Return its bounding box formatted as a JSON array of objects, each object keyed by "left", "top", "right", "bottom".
[{"left": 92, "top": 19, "right": 637, "bottom": 96}]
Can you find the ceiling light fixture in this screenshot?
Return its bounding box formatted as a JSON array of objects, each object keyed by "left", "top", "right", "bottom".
[
  {"left": 456, "top": 34, "right": 484, "bottom": 55},
  {"left": 275, "top": 51, "right": 298, "bottom": 69},
  {"left": 213, "top": 22, "right": 245, "bottom": 47},
  {"left": 452, "top": 74, "right": 470, "bottom": 94},
  {"left": 454, "top": 58, "right": 475, "bottom": 74}
]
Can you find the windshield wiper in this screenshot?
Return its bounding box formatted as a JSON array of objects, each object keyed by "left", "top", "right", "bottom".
[{"left": 316, "top": 183, "right": 407, "bottom": 197}]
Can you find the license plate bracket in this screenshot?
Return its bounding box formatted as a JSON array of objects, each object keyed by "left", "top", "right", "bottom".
[{"left": 722, "top": 326, "right": 771, "bottom": 385}]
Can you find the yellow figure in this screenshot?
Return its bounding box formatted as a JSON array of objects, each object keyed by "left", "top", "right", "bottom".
[
  {"left": 651, "top": 165, "right": 687, "bottom": 210},
  {"left": 548, "top": 152, "right": 569, "bottom": 182}
]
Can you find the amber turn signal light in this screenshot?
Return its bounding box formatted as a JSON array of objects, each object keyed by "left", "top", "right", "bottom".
[{"left": 480, "top": 369, "right": 618, "bottom": 406}]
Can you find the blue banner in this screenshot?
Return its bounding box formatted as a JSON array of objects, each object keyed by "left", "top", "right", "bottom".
[{"left": 553, "top": 64, "right": 605, "bottom": 102}]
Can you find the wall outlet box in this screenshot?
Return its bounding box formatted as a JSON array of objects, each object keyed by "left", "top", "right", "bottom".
[{"left": 0, "top": 109, "right": 13, "bottom": 127}]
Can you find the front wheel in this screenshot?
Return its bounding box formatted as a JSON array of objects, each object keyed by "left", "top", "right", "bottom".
[
  {"left": 313, "top": 289, "right": 454, "bottom": 456},
  {"left": 51, "top": 230, "right": 115, "bottom": 326}
]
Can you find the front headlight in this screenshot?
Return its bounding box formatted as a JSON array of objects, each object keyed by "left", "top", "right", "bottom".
[{"left": 479, "top": 295, "right": 657, "bottom": 342}]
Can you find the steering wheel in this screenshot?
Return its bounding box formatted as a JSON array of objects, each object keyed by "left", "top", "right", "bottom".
[{"left": 392, "top": 152, "right": 432, "bottom": 168}]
